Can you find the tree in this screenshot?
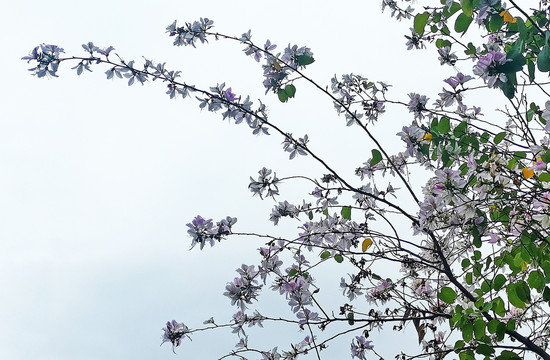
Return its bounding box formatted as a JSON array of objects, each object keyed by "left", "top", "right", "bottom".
[{"left": 22, "top": 0, "right": 550, "bottom": 359}]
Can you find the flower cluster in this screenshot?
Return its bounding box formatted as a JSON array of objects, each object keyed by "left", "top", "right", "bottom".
[
  {"left": 242, "top": 38, "right": 276, "bottom": 63},
  {"left": 282, "top": 133, "right": 309, "bottom": 160},
  {"left": 197, "top": 82, "right": 269, "bottom": 134},
  {"left": 231, "top": 310, "right": 265, "bottom": 337},
  {"left": 407, "top": 93, "right": 429, "bottom": 119},
  {"left": 437, "top": 47, "right": 457, "bottom": 66},
  {"left": 298, "top": 214, "right": 364, "bottom": 252},
  {"left": 224, "top": 265, "right": 263, "bottom": 311},
  {"left": 269, "top": 201, "right": 300, "bottom": 225},
  {"left": 330, "top": 74, "right": 389, "bottom": 125},
  {"left": 311, "top": 186, "right": 339, "bottom": 210},
  {"left": 166, "top": 18, "right": 214, "bottom": 47},
  {"left": 350, "top": 336, "right": 374, "bottom": 360},
  {"left": 22, "top": 44, "right": 65, "bottom": 78},
  {"left": 340, "top": 275, "right": 364, "bottom": 301},
  {"left": 274, "top": 273, "right": 314, "bottom": 315},
  {"left": 472, "top": 50, "right": 509, "bottom": 88},
  {"left": 381, "top": 0, "right": 414, "bottom": 20},
  {"left": 249, "top": 167, "right": 280, "bottom": 199},
  {"left": 261, "top": 44, "right": 315, "bottom": 94},
  {"left": 161, "top": 320, "right": 190, "bottom": 352},
  {"left": 258, "top": 246, "right": 283, "bottom": 284},
  {"left": 365, "top": 279, "right": 393, "bottom": 304},
  {"left": 186, "top": 215, "right": 237, "bottom": 249},
  {"left": 405, "top": 28, "right": 427, "bottom": 50}
]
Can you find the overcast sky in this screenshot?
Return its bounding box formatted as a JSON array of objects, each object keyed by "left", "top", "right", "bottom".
[{"left": 0, "top": 0, "right": 516, "bottom": 359}]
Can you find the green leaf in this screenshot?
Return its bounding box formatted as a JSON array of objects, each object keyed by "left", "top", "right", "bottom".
[
  {"left": 485, "top": 255, "right": 492, "bottom": 270},
  {"left": 341, "top": 206, "right": 351, "bottom": 220},
  {"left": 480, "top": 132, "right": 490, "bottom": 143},
  {"left": 528, "top": 59, "right": 536, "bottom": 82},
  {"left": 308, "top": 211, "right": 313, "bottom": 220},
  {"left": 334, "top": 254, "right": 344, "bottom": 263},
  {"left": 436, "top": 39, "right": 452, "bottom": 48},
  {"left": 493, "top": 274, "right": 506, "bottom": 291},
  {"left": 496, "top": 322, "right": 507, "bottom": 341},
  {"left": 454, "top": 340, "right": 465, "bottom": 351},
  {"left": 465, "top": 272, "right": 473, "bottom": 285},
  {"left": 481, "top": 279, "right": 492, "bottom": 293},
  {"left": 487, "top": 13, "right": 504, "bottom": 32},
  {"left": 455, "top": 12, "right": 473, "bottom": 33},
  {"left": 542, "top": 261, "right": 550, "bottom": 278},
  {"left": 512, "top": 18, "right": 528, "bottom": 40},
  {"left": 538, "top": 45, "right": 550, "bottom": 72},
  {"left": 507, "top": 283, "right": 526, "bottom": 308},
  {"left": 464, "top": 42, "right": 477, "bottom": 55},
  {"left": 370, "top": 149, "right": 383, "bottom": 166},
  {"left": 443, "top": 2, "right": 462, "bottom": 18},
  {"left": 507, "top": 319, "right": 516, "bottom": 331},
  {"left": 320, "top": 251, "right": 331, "bottom": 259},
  {"left": 541, "top": 150, "right": 550, "bottom": 163},
  {"left": 288, "top": 268, "right": 298, "bottom": 277},
  {"left": 438, "top": 287, "right": 457, "bottom": 304},
  {"left": 473, "top": 232, "right": 482, "bottom": 248},
  {"left": 441, "top": 149, "right": 451, "bottom": 167},
  {"left": 492, "top": 297, "right": 506, "bottom": 316},
  {"left": 494, "top": 132, "right": 506, "bottom": 144},
  {"left": 514, "top": 151, "right": 526, "bottom": 159},
  {"left": 528, "top": 270, "right": 545, "bottom": 291},
  {"left": 284, "top": 84, "right": 296, "bottom": 98},
  {"left": 476, "top": 344, "right": 495, "bottom": 356},
  {"left": 539, "top": 173, "right": 550, "bottom": 182},
  {"left": 473, "top": 250, "right": 482, "bottom": 260},
  {"left": 296, "top": 54, "right": 314, "bottom": 66},
  {"left": 497, "top": 50, "right": 526, "bottom": 73},
  {"left": 487, "top": 319, "right": 500, "bottom": 334},
  {"left": 473, "top": 319, "right": 486, "bottom": 340},
  {"left": 278, "top": 89, "right": 288, "bottom": 103},
  {"left": 500, "top": 79, "right": 516, "bottom": 99},
  {"left": 438, "top": 116, "right": 451, "bottom": 134},
  {"left": 347, "top": 312, "right": 354, "bottom": 325},
  {"left": 462, "top": 322, "right": 473, "bottom": 342},
  {"left": 496, "top": 350, "right": 522, "bottom": 360},
  {"left": 460, "top": 0, "right": 473, "bottom": 17},
  {"left": 453, "top": 121, "right": 467, "bottom": 137},
  {"left": 515, "top": 280, "right": 531, "bottom": 303},
  {"left": 414, "top": 12, "right": 430, "bottom": 35},
  {"left": 459, "top": 350, "right": 475, "bottom": 360}
]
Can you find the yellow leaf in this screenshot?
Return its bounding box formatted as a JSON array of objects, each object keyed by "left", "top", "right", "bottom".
[
  {"left": 417, "top": 133, "right": 432, "bottom": 142},
  {"left": 362, "top": 238, "right": 373, "bottom": 252},
  {"left": 523, "top": 167, "right": 534, "bottom": 179},
  {"left": 499, "top": 10, "right": 517, "bottom": 23},
  {"left": 521, "top": 261, "right": 528, "bottom": 272}
]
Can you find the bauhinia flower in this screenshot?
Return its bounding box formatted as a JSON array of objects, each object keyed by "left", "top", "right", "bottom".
[
  {"left": 351, "top": 336, "right": 374, "bottom": 360},
  {"left": 161, "top": 320, "right": 191, "bottom": 352},
  {"left": 473, "top": 51, "right": 509, "bottom": 88}
]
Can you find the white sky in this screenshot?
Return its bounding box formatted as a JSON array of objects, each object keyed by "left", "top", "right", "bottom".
[{"left": 1, "top": 0, "right": 530, "bottom": 359}]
